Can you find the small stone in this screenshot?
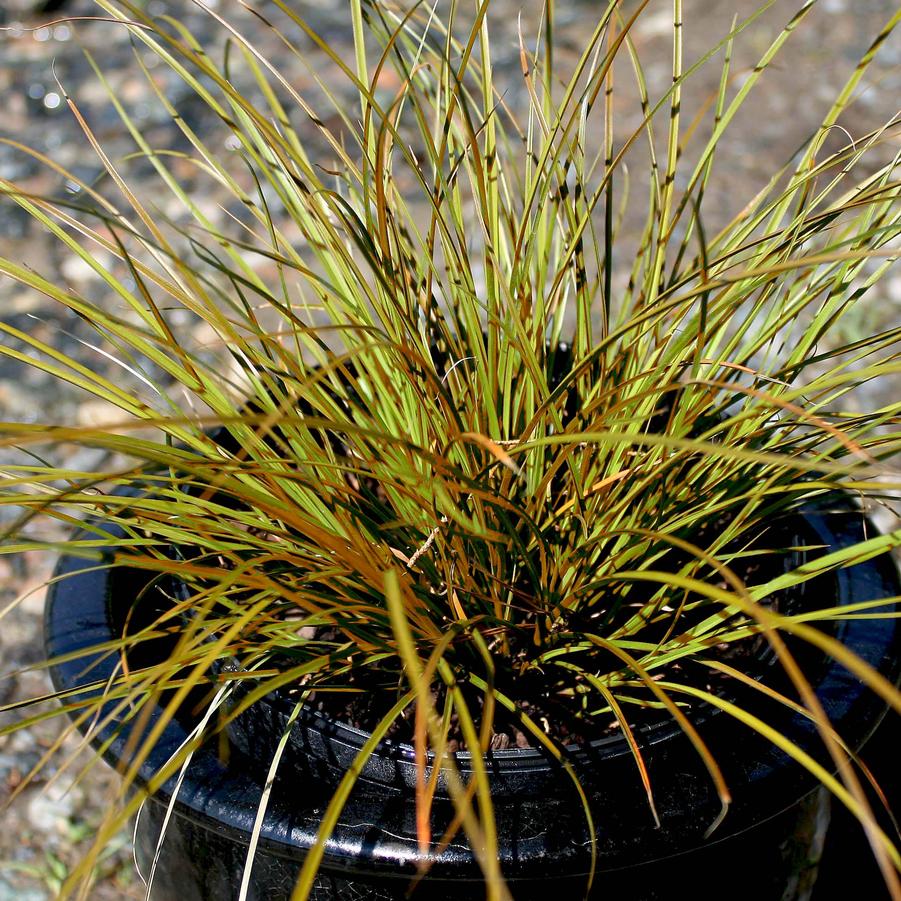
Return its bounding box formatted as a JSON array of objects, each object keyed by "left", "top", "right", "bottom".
[
  {"left": 76, "top": 400, "right": 132, "bottom": 429},
  {"left": 6, "top": 290, "right": 46, "bottom": 314},
  {"left": 59, "top": 255, "right": 99, "bottom": 285},
  {"left": 27, "top": 776, "right": 82, "bottom": 836},
  {"left": 636, "top": 9, "right": 673, "bottom": 38},
  {"left": 18, "top": 584, "right": 48, "bottom": 617},
  {"left": 885, "top": 276, "right": 901, "bottom": 304},
  {"left": 0, "top": 875, "right": 48, "bottom": 901}
]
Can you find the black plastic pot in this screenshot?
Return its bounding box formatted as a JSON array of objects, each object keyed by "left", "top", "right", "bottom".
[{"left": 45, "top": 498, "right": 901, "bottom": 900}]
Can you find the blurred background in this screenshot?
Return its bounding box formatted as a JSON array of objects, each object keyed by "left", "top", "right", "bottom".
[{"left": 0, "top": 1, "right": 898, "bottom": 897}]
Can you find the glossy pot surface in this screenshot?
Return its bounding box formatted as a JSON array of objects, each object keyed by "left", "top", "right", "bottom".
[{"left": 45, "top": 499, "right": 901, "bottom": 899}]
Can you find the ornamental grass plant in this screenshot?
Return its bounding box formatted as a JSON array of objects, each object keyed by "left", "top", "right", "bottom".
[{"left": 1, "top": 0, "right": 901, "bottom": 898}]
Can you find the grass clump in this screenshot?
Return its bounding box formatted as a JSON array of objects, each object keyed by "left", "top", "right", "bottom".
[{"left": 1, "top": 1, "right": 901, "bottom": 897}]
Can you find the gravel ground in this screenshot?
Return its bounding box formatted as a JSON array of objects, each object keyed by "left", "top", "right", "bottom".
[{"left": 0, "top": 1, "right": 899, "bottom": 899}]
